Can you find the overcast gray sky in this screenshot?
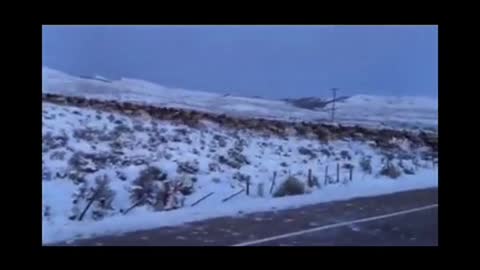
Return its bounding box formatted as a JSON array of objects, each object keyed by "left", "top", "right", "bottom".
[{"left": 42, "top": 25, "right": 438, "bottom": 99}]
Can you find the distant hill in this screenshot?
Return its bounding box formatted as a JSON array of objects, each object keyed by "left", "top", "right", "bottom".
[
  {"left": 78, "top": 75, "right": 112, "bottom": 83},
  {"left": 42, "top": 67, "right": 437, "bottom": 130},
  {"left": 283, "top": 96, "right": 350, "bottom": 110}
]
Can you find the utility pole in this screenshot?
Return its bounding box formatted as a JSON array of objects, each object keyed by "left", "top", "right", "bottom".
[{"left": 331, "top": 88, "right": 338, "bottom": 123}]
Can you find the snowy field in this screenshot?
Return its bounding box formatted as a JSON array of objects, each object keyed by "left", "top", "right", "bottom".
[
  {"left": 42, "top": 101, "right": 438, "bottom": 244},
  {"left": 42, "top": 67, "right": 438, "bottom": 131}
]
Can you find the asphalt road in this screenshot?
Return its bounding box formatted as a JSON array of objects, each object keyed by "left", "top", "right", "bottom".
[{"left": 56, "top": 187, "right": 438, "bottom": 246}]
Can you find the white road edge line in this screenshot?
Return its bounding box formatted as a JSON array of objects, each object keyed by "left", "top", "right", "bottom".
[{"left": 231, "top": 204, "right": 438, "bottom": 246}]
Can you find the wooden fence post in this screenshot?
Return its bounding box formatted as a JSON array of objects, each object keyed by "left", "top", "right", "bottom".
[
  {"left": 308, "top": 169, "right": 313, "bottom": 187},
  {"left": 246, "top": 179, "right": 250, "bottom": 196},
  {"left": 270, "top": 171, "right": 277, "bottom": 194},
  {"left": 257, "top": 183, "right": 265, "bottom": 197},
  {"left": 324, "top": 166, "right": 329, "bottom": 186},
  {"left": 349, "top": 167, "right": 353, "bottom": 181},
  {"left": 336, "top": 163, "right": 340, "bottom": 183}
]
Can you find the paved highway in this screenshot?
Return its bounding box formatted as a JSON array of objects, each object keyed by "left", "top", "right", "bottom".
[{"left": 57, "top": 188, "right": 438, "bottom": 246}]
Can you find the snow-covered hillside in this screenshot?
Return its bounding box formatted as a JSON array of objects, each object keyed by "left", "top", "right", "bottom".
[
  {"left": 42, "top": 100, "right": 438, "bottom": 244},
  {"left": 42, "top": 67, "right": 438, "bottom": 245},
  {"left": 42, "top": 67, "right": 437, "bottom": 131}
]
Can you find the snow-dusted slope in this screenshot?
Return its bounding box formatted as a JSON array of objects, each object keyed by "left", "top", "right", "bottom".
[
  {"left": 345, "top": 95, "right": 437, "bottom": 109},
  {"left": 42, "top": 101, "right": 437, "bottom": 244},
  {"left": 42, "top": 67, "right": 437, "bottom": 130},
  {"left": 42, "top": 67, "right": 438, "bottom": 244},
  {"left": 333, "top": 95, "right": 437, "bottom": 130}
]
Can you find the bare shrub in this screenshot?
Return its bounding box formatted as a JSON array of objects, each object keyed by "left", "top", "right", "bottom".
[
  {"left": 91, "top": 175, "right": 116, "bottom": 220},
  {"left": 177, "top": 160, "right": 200, "bottom": 174},
  {"left": 50, "top": 150, "right": 66, "bottom": 161},
  {"left": 359, "top": 156, "right": 373, "bottom": 174},
  {"left": 273, "top": 176, "right": 305, "bottom": 197},
  {"left": 43, "top": 132, "right": 68, "bottom": 152},
  {"left": 298, "top": 146, "right": 317, "bottom": 159},
  {"left": 70, "top": 175, "right": 116, "bottom": 221},
  {"left": 43, "top": 205, "right": 51, "bottom": 220},
  {"left": 130, "top": 172, "right": 165, "bottom": 209},
  {"left": 379, "top": 161, "right": 402, "bottom": 179},
  {"left": 340, "top": 150, "right": 351, "bottom": 160},
  {"left": 398, "top": 160, "right": 415, "bottom": 175}
]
